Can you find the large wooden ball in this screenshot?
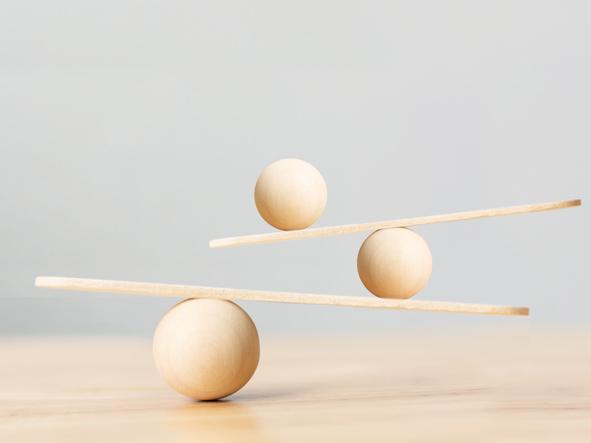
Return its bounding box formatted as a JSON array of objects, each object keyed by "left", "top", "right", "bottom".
[
  {"left": 153, "top": 299, "right": 259, "bottom": 401},
  {"left": 357, "top": 228, "right": 432, "bottom": 299},
  {"left": 254, "top": 158, "right": 327, "bottom": 230}
]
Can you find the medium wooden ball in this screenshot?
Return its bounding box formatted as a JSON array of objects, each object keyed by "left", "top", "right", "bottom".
[
  {"left": 357, "top": 228, "right": 432, "bottom": 299},
  {"left": 153, "top": 299, "right": 259, "bottom": 401},
  {"left": 254, "top": 158, "right": 327, "bottom": 230}
]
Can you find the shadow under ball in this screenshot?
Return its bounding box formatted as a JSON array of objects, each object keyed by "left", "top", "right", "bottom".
[
  {"left": 153, "top": 299, "right": 260, "bottom": 401},
  {"left": 357, "top": 228, "right": 432, "bottom": 299},
  {"left": 254, "top": 158, "right": 327, "bottom": 231}
]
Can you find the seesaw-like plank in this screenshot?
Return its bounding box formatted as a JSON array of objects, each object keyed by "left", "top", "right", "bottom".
[
  {"left": 36, "top": 276, "right": 529, "bottom": 317},
  {"left": 210, "top": 199, "right": 581, "bottom": 248}
]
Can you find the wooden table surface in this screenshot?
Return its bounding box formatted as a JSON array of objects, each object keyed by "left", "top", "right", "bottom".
[{"left": 1, "top": 330, "right": 590, "bottom": 442}]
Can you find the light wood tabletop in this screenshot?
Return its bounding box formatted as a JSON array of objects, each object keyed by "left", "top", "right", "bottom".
[{"left": 1, "top": 330, "right": 590, "bottom": 442}]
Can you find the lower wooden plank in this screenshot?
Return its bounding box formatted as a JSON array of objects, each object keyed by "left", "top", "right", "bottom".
[{"left": 35, "top": 276, "right": 529, "bottom": 316}]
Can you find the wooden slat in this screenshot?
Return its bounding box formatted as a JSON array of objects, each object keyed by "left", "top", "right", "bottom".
[
  {"left": 210, "top": 199, "right": 581, "bottom": 248},
  {"left": 35, "top": 276, "right": 529, "bottom": 317}
]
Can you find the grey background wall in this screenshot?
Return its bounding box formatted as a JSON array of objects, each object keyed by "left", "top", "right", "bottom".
[{"left": 1, "top": 1, "right": 588, "bottom": 336}]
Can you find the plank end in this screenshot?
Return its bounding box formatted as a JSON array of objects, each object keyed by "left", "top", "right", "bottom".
[
  {"left": 209, "top": 239, "right": 225, "bottom": 248},
  {"left": 35, "top": 276, "right": 53, "bottom": 288},
  {"left": 517, "top": 306, "right": 530, "bottom": 316}
]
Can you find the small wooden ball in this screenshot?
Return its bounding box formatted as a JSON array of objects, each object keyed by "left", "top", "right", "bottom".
[
  {"left": 357, "top": 228, "right": 432, "bottom": 299},
  {"left": 254, "top": 158, "right": 327, "bottom": 230},
  {"left": 153, "top": 299, "right": 259, "bottom": 401}
]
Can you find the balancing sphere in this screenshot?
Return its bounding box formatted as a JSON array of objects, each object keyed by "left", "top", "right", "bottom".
[
  {"left": 254, "top": 158, "right": 327, "bottom": 230},
  {"left": 153, "top": 299, "right": 260, "bottom": 401},
  {"left": 357, "top": 228, "right": 432, "bottom": 299}
]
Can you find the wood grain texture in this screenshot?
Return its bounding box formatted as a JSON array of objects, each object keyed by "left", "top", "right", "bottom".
[
  {"left": 1, "top": 331, "right": 590, "bottom": 442},
  {"left": 35, "top": 276, "right": 529, "bottom": 316},
  {"left": 210, "top": 199, "right": 582, "bottom": 248}
]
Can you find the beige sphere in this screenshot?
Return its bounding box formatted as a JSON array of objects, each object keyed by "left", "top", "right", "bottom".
[
  {"left": 153, "top": 299, "right": 259, "bottom": 401},
  {"left": 357, "top": 228, "right": 432, "bottom": 299},
  {"left": 254, "top": 158, "right": 327, "bottom": 230}
]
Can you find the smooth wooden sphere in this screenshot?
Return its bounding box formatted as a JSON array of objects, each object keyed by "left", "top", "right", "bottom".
[
  {"left": 254, "top": 158, "right": 327, "bottom": 230},
  {"left": 153, "top": 299, "right": 259, "bottom": 401},
  {"left": 357, "top": 228, "right": 432, "bottom": 299}
]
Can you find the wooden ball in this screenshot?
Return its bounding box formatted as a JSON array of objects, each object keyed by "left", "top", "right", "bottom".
[
  {"left": 254, "top": 158, "right": 327, "bottom": 230},
  {"left": 357, "top": 228, "right": 432, "bottom": 299},
  {"left": 153, "top": 299, "right": 259, "bottom": 401}
]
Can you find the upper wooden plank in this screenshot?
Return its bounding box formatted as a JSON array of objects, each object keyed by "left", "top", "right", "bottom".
[{"left": 209, "top": 199, "right": 581, "bottom": 248}]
